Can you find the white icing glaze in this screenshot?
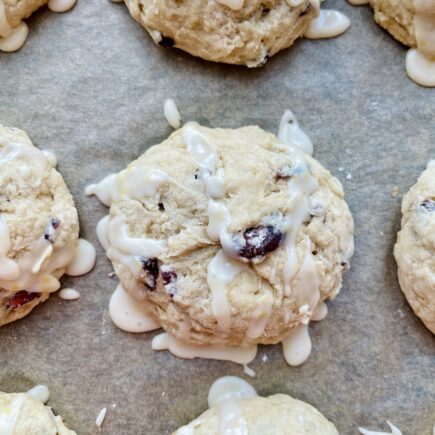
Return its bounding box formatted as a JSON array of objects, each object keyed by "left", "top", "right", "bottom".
[
  {"left": 245, "top": 291, "right": 274, "bottom": 339},
  {"left": 281, "top": 324, "right": 312, "bottom": 366},
  {"left": 359, "top": 421, "right": 403, "bottom": 435},
  {"left": 42, "top": 150, "right": 57, "bottom": 167},
  {"left": 95, "top": 407, "right": 107, "bottom": 430},
  {"left": 278, "top": 110, "right": 313, "bottom": 156},
  {"left": 164, "top": 98, "right": 182, "bottom": 129},
  {"left": 96, "top": 216, "right": 110, "bottom": 251},
  {"left": 207, "top": 250, "right": 243, "bottom": 330},
  {"left": 0, "top": 0, "right": 12, "bottom": 38},
  {"left": 85, "top": 173, "right": 118, "bottom": 206},
  {"left": 304, "top": 10, "right": 351, "bottom": 39},
  {"left": 215, "top": 0, "right": 244, "bottom": 10},
  {"left": 109, "top": 284, "right": 160, "bottom": 333},
  {"left": 0, "top": 394, "right": 26, "bottom": 435},
  {"left": 47, "top": 0, "right": 77, "bottom": 13},
  {"left": 311, "top": 302, "right": 328, "bottom": 321},
  {"left": 65, "top": 239, "right": 96, "bottom": 276},
  {"left": 208, "top": 376, "right": 257, "bottom": 408},
  {"left": 176, "top": 426, "right": 196, "bottom": 435},
  {"left": 152, "top": 332, "right": 258, "bottom": 364},
  {"left": 0, "top": 22, "right": 28, "bottom": 53},
  {"left": 219, "top": 399, "right": 248, "bottom": 435},
  {"left": 59, "top": 288, "right": 80, "bottom": 300},
  {"left": 406, "top": 49, "right": 435, "bottom": 87},
  {"left": 26, "top": 385, "right": 50, "bottom": 403}
]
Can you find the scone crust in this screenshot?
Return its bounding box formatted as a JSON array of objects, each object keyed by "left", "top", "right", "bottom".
[
  {"left": 123, "top": 0, "right": 318, "bottom": 66},
  {"left": 109, "top": 125, "right": 354, "bottom": 346},
  {"left": 3, "top": 0, "right": 48, "bottom": 28},
  {"left": 173, "top": 394, "right": 338, "bottom": 434},
  {"left": 0, "top": 125, "right": 79, "bottom": 326},
  {"left": 369, "top": 0, "right": 416, "bottom": 48},
  {"left": 394, "top": 164, "right": 435, "bottom": 334}
]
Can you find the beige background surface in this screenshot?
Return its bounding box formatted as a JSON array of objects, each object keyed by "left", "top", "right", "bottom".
[{"left": 0, "top": 0, "right": 434, "bottom": 433}]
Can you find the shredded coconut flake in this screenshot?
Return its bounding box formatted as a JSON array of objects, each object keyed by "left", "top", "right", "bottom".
[{"left": 96, "top": 407, "right": 107, "bottom": 431}]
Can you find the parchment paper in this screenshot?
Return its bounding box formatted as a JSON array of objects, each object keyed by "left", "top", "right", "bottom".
[{"left": 0, "top": 0, "right": 434, "bottom": 433}]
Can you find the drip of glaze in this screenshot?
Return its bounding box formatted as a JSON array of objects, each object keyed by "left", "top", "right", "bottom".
[
  {"left": 26, "top": 385, "right": 50, "bottom": 403},
  {"left": 0, "top": 394, "right": 26, "bottom": 435},
  {"left": 164, "top": 99, "right": 182, "bottom": 129},
  {"left": 406, "top": 49, "right": 435, "bottom": 87},
  {"left": 59, "top": 288, "right": 80, "bottom": 300},
  {"left": 85, "top": 173, "right": 118, "bottom": 206},
  {"left": 152, "top": 332, "right": 258, "bottom": 364},
  {"left": 207, "top": 250, "right": 243, "bottom": 331},
  {"left": 0, "top": 0, "right": 12, "bottom": 38},
  {"left": 42, "top": 150, "right": 57, "bottom": 167},
  {"left": 311, "top": 302, "right": 328, "bottom": 321},
  {"left": 304, "top": 10, "right": 351, "bottom": 39},
  {"left": 0, "top": 22, "right": 28, "bottom": 52},
  {"left": 109, "top": 284, "right": 160, "bottom": 333},
  {"left": 65, "top": 239, "right": 96, "bottom": 276},
  {"left": 47, "top": 0, "right": 77, "bottom": 13},
  {"left": 215, "top": 0, "right": 244, "bottom": 10},
  {"left": 0, "top": 216, "right": 20, "bottom": 280},
  {"left": 281, "top": 324, "right": 312, "bottom": 366},
  {"left": 96, "top": 216, "right": 110, "bottom": 251},
  {"left": 358, "top": 421, "right": 403, "bottom": 435},
  {"left": 245, "top": 291, "right": 274, "bottom": 339},
  {"left": 278, "top": 110, "right": 313, "bottom": 156}
]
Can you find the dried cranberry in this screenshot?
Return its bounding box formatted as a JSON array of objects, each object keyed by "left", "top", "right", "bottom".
[
  {"left": 159, "top": 36, "right": 175, "bottom": 48},
  {"left": 44, "top": 218, "right": 61, "bottom": 242},
  {"left": 7, "top": 291, "right": 39, "bottom": 310},
  {"left": 140, "top": 258, "right": 159, "bottom": 290},
  {"left": 238, "top": 225, "right": 283, "bottom": 260},
  {"left": 420, "top": 199, "right": 435, "bottom": 212},
  {"left": 161, "top": 268, "right": 178, "bottom": 297}
]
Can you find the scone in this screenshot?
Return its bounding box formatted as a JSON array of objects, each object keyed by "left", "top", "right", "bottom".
[
  {"left": 394, "top": 161, "right": 435, "bottom": 334},
  {"left": 173, "top": 376, "right": 338, "bottom": 434},
  {"left": 0, "top": 385, "right": 76, "bottom": 434},
  {"left": 87, "top": 122, "right": 354, "bottom": 358},
  {"left": 117, "top": 0, "right": 350, "bottom": 67},
  {"left": 0, "top": 0, "right": 76, "bottom": 52},
  {"left": 0, "top": 124, "right": 95, "bottom": 326},
  {"left": 357, "top": 0, "right": 435, "bottom": 86}
]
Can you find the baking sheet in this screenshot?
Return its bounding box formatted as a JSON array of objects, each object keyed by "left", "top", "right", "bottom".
[{"left": 0, "top": 0, "right": 434, "bottom": 433}]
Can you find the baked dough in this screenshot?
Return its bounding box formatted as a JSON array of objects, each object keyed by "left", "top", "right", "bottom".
[
  {"left": 0, "top": 125, "right": 79, "bottom": 326},
  {"left": 92, "top": 124, "right": 354, "bottom": 346},
  {"left": 394, "top": 162, "right": 435, "bottom": 334},
  {"left": 0, "top": 390, "right": 76, "bottom": 434},
  {"left": 174, "top": 393, "right": 338, "bottom": 434},
  {"left": 122, "top": 0, "right": 318, "bottom": 66}
]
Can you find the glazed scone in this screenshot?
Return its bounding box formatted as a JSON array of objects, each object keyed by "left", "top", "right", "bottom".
[
  {"left": 0, "top": 125, "right": 94, "bottom": 327},
  {"left": 173, "top": 376, "right": 338, "bottom": 434},
  {"left": 88, "top": 123, "right": 354, "bottom": 347},
  {"left": 0, "top": 388, "right": 76, "bottom": 434},
  {"left": 394, "top": 162, "right": 435, "bottom": 334},
  {"left": 0, "top": 0, "right": 76, "bottom": 52},
  {"left": 118, "top": 0, "right": 351, "bottom": 67}
]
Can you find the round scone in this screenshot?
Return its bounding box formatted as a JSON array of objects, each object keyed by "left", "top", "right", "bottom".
[
  {"left": 0, "top": 0, "right": 76, "bottom": 52},
  {"left": 173, "top": 376, "right": 338, "bottom": 434},
  {"left": 394, "top": 161, "right": 435, "bottom": 334},
  {"left": 119, "top": 0, "right": 351, "bottom": 67},
  {"left": 0, "top": 387, "right": 76, "bottom": 434},
  {"left": 0, "top": 125, "right": 83, "bottom": 326},
  {"left": 91, "top": 123, "right": 354, "bottom": 347}
]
